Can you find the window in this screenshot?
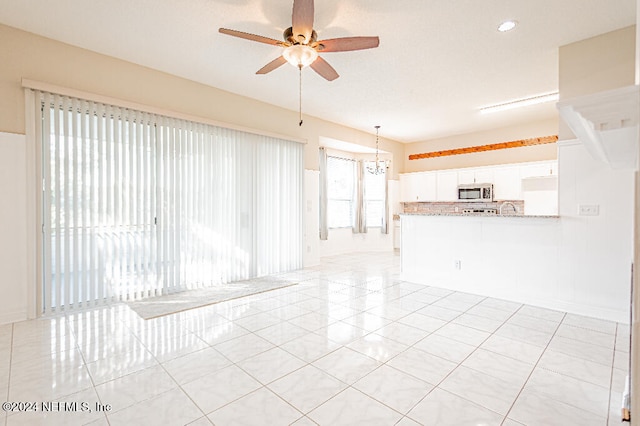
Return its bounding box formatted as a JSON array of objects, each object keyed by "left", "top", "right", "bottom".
[
  {"left": 326, "top": 156, "right": 355, "bottom": 228},
  {"left": 37, "top": 90, "right": 303, "bottom": 312},
  {"left": 364, "top": 162, "right": 386, "bottom": 227}
]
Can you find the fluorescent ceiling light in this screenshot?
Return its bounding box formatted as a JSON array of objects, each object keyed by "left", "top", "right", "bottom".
[
  {"left": 480, "top": 92, "right": 559, "bottom": 114},
  {"left": 497, "top": 20, "right": 518, "bottom": 32}
]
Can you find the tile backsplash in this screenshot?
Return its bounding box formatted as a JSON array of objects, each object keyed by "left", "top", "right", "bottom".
[{"left": 402, "top": 200, "right": 524, "bottom": 215}]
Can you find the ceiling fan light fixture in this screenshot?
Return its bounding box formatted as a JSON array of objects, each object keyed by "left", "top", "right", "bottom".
[
  {"left": 283, "top": 44, "right": 318, "bottom": 68},
  {"left": 497, "top": 20, "right": 518, "bottom": 32}
]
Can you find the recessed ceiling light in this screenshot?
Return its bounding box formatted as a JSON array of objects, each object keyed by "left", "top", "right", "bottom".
[
  {"left": 497, "top": 20, "right": 518, "bottom": 32},
  {"left": 480, "top": 92, "right": 559, "bottom": 114}
]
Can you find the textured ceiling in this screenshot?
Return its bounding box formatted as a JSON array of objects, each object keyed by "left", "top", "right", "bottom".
[{"left": 0, "top": 0, "right": 635, "bottom": 142}]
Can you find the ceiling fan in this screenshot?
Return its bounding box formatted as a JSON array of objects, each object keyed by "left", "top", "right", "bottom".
[{"left": 218, "top": 0, "right": 380, "bottom": 82}]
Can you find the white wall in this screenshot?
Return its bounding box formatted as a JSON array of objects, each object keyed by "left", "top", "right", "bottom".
[
  {"left": 304, "top": 170, "right": 321, "bottom": 267},
  {"left": 0, "top": 132, "right": 28, "bottom": 323},
  {"left": 557, "top": 140, "right": 634, "bottom": 317},
  {"left": 319, "top": 228, "right": 393, "bottom": 257},
  {"left": 401, "top": 215, "right": 569, "bottom": 311},
  {"left": 401, "top": 139, "right": 634, "bottom": 323}
]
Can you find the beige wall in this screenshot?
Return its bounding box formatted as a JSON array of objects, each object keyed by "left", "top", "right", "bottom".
[
  {"left": 559, "top": 25, "right": 636, "bottom": 140},
  {"left": 0, "top": 23, "right": 404, "bottom": 176},
  {"left": 402, "top": 118, "right": 559, "bottom": 173}
]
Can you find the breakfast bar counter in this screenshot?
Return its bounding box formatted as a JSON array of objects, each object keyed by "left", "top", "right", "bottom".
[
  {"left": 401, "top": 212, "right": 560, "bottom": 219},
  {"left": 399, "top": 212, "right": 573, "bottom": 316}
]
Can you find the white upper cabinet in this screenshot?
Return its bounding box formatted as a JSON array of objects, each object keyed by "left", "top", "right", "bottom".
[
  {"left": 457, "top": 169, "right": 476, "bottom": 185},
  {"left": 400, "top": 160, "right": 558, "bottom": 203},
  {"left": 421, "top": 172, "right": 438, "bottom": 201},
  {"left": 474, "top": 169, "right": 494, "bottom": 184},
  {"left": 399, "top": 173, "right": 419, "bottom": 202},
  {"left": 520, "top": 162, "right": 556, "bottom": 178},
  {"left": 400, "top": 172, "right": 437, "bottom": 202},
  {"left": 436, "top": 170, "right": 459, "bottom": 201},
  {"left": 457, "top": 167, "right": 494, "bottom": 185},
  {"left": 493, "top": 165, "right": 522, "bottom": 200}
]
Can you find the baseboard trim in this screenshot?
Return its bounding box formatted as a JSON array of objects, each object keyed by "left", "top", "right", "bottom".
[
  {"left": 401, "top": 273, "right": 629, "bottom": 324},
  {"left": 0, "top": 309, "right": 27, "bottom": 325}
]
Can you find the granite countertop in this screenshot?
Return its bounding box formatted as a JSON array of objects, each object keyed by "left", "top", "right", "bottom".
[{"left": 400, "top": 212, "right": 560, "bottom": 219}]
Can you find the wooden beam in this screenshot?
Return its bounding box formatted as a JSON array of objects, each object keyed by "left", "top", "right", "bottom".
[{"left": 408, "top": 135, "right": 558, "bottom": 160}]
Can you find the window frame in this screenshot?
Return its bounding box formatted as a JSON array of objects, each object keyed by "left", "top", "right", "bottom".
[
  {"left": 326, "top": 155, "right": 356, "bottom": 229},
  {"left": 363, "top": 160, "right": 386, "bottom": 228}
]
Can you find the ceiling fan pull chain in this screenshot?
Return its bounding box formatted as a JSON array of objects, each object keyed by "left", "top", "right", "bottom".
[{"left": 299, "top": 64, "right": 303, "bottom": 126}]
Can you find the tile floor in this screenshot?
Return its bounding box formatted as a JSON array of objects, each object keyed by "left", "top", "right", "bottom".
[{"left": 0, "top": 251, "right": 631, "bottom": 426}]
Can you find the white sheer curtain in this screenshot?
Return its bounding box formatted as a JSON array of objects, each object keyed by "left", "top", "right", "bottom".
[
  {"left": 382, "top": 162, "right": 389, "bottom": 234},
  {"left": 37, "top": 90, "right": 303, "bottom": 313},
  {"left": 352, "top": 160, "right": 367, "bottom": 234},
  {"left": 318, "top": 147, "right": 328, "bottom": 240}
]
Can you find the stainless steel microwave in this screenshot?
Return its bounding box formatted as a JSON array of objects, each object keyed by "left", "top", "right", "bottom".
[{"left": 458, "top": 183, "right": 493, "bottom": 202}]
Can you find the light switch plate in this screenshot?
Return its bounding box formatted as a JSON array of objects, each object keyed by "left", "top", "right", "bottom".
[{"left": 578, "top": 204, "right": 599, "bottom": 216}]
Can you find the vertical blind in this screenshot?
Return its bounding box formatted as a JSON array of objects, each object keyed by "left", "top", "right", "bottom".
[
  {"left": 39, "top": 91, "right": 303, "bottom": 313},
  {"left": 318, "top": 147, "right": 328, "bottom": 240}
]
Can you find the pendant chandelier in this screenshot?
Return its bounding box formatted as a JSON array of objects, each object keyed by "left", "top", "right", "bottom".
[{"left": 366, "top": 125, "right": 386, "bottom": 175}]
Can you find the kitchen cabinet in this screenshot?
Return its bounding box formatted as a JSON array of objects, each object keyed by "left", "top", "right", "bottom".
[
  {"left": 400, "top": 172, "right": 436, "bottom": 202},
  {"left": 457, "top": 169, "right": 476, "bottom": 185},
  {"left": 393, "top": 220, "right": 401, "bottom": 249},
  {"left": 520, "top": 162, "right": 556, "bottom": 179},
  {"left": 400, "top": 160, "right": 558, "bottom": 204},
  {"left": 493, "top": 165, "right": 522, "bottom": 200},
  {"left": 475, "top": 169, "right": 494, "bottom": 184},
  {"left": 458, "top": 167, "right": 494, "bottom": 185},
  {"left": 436, "top": 170, "right": 459, "bottom": 201},
  {"left": 400, "top": 173, "right": 417, "bottom": 202},
  {"left": 420, "top": 172, "right": 437, "bottom": 201}
]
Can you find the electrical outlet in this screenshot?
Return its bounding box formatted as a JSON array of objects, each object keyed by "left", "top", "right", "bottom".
[
  {"left": 578, "top": 204, "right": 599, "bottom": 216},
  {"left": 454, "top": 260, "right": 461, "bottom": 270}
]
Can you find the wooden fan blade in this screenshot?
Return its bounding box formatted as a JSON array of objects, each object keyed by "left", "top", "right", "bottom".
[
  {"left": 256, "top": 56, "right": 288, "bottom": 74},
  {"left": 292, "top": 0, "right": 314, "bottom": 44},
  {"left": 219, "top": 28, "right": 284, "bottom": 46},
  {"left": 310, "top": 56, "right": 339, "bottom": 81},
  {"left": 316, "top": 36, "right": 380, "bottom": 52}
]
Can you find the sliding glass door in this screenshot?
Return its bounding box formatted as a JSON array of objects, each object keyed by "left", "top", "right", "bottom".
[{"left": 39, "top": 91, "right": 303, "bottom": 313}]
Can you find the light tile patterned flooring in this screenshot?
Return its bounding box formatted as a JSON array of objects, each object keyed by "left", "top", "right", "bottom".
[{"left": 0, "top": 251, "right": 631, "bottom": 425}]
